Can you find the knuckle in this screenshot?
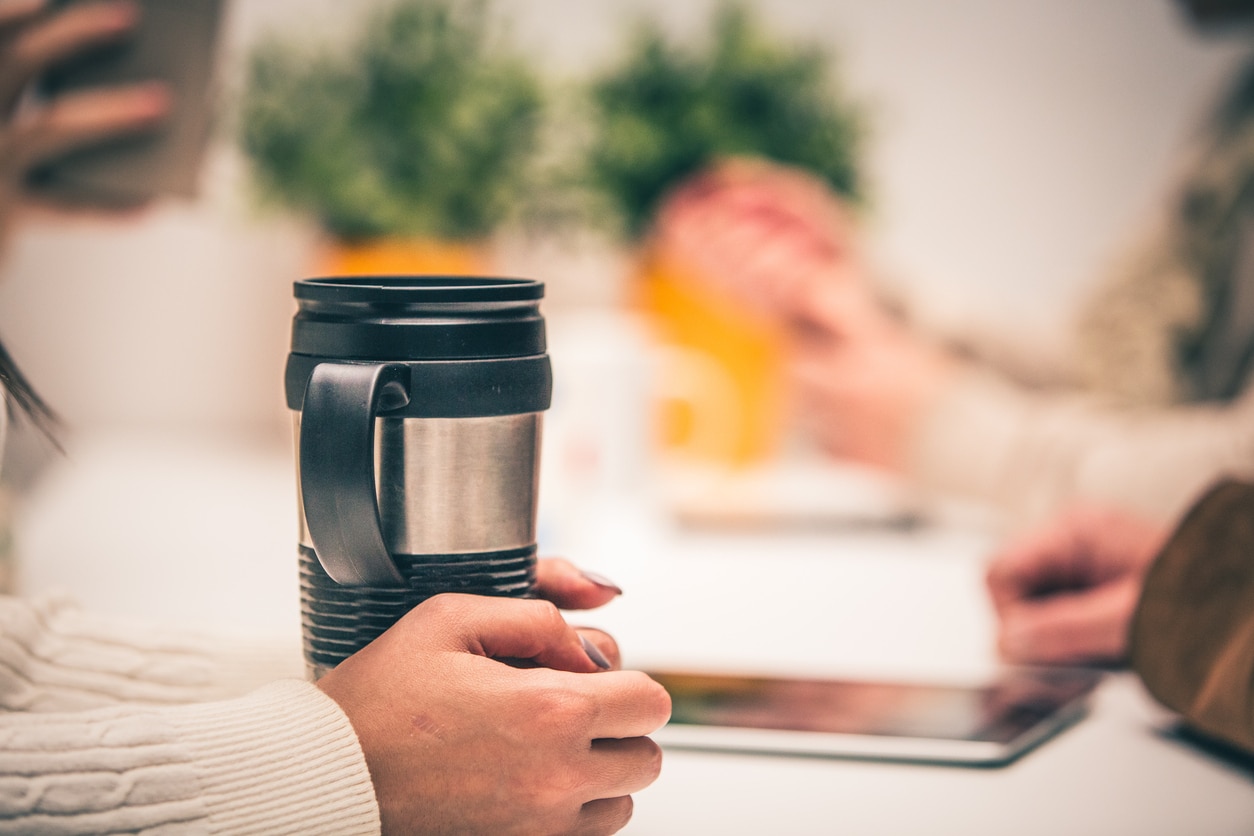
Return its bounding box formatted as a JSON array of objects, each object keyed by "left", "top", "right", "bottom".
[
  {"left": 527, "top": 761, "right": 602, "bottom": 823},
  {"left": 512, "top": 597, "right": 565, "bottom": 635},
  {"left": 638, "top": 738, "right": 664, "bottom": 784},
  {"left": 413, "top": 592, "right": 468, "bottom": 621},
  {"left": 527, "top": 597, "right": 566, "bottom": 628},
  {"left": 633, "top": 673, "right": 673, "bottom": 723},
  {"left": 532, "top": 684, "right": 596, "bottom": 734},
  {"left": 567, "top": 796, "right": 634, "bottom": 836},
  {"left": 605, "top": 795, "right": 635, "bottom": 834}
]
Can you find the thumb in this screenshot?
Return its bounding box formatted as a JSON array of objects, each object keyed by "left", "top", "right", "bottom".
[
  {"left": 428, "top": 594, "right": 608, "bottom": 674},
  {"left": 998, "top": 580, "right": 1141, "bottom": 665}
]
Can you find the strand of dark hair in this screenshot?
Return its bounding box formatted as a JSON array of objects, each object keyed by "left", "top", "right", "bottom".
[{"left": 0, "top": 335, "right": 62, "bottom": 449}]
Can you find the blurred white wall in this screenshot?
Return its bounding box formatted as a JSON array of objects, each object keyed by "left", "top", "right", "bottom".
[
  {"left": 0, "top": 0, "right": 1247, "bottom": 443},
  {"left": 515, "top": 0, "right": 1250, "bottom": 342}
]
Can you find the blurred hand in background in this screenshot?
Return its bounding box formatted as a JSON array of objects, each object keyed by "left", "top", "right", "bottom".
[
  {"left": 653, "top": 157, "right": 862, "bottom": 317},
  {"left": 985, "top": 506, "right": 1169, "bottom": 665},
  {"left": 0, "top": 0, "right": 169, "bottom": 242},
  {"left": 653, "top": 156, "right": 958, "bottom": 472},
  {"left": 788, "top": 280, "right": 956, "bottom": 472}
]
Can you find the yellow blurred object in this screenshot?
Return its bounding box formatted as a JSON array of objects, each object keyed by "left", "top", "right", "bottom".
[
  {"left": 314, "top": 238, "right": 491, "bottom": 277},
  {"left": 634, "top": 244, "right": 787, "bottom": 467}
]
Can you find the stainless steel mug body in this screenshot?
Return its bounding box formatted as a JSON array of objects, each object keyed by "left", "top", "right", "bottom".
[
  {"left": 286, "top": 276, "right": 552, "bottom": 678},
  {"left": 294, "top": 412, "right": 542, "bottom": 558}
]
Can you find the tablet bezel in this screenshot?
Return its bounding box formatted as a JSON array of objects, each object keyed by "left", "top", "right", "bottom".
[{"left": 647, "top": 667, "right": 1103, "bottom": 767}]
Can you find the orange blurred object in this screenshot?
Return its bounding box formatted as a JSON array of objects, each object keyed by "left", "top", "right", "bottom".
[
  {"left": 635, "top": 244, "right": 787, "bottom": 467},
  {"left": 314, "top": 237, "right": 490, "bottom": 277}
]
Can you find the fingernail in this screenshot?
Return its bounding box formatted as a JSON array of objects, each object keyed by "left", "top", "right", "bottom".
[
  {"left": 579, "top": 570, "right": 623, "bottom": 596},
  {"left": 580, "top": 634, "right": 612, "bottom": 670}
]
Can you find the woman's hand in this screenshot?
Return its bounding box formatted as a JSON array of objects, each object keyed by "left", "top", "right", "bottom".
[
  {"left": 0, "top": 0, "right": 170, "bottom": 236},
  {"left": 534, "top": 556, "right": 626, "bottom": 666},
  {"left": 985, "top": 506, "right": 1169, "bottom": 665},
  {"left": 787, "top": 278, "right": 957, "bottom": 472},
  {"left": 652, "top": 157, "right": 956, "bottom": 472},
  {"left": 317, "top": 592, "right": 671, "bottom": 836}
]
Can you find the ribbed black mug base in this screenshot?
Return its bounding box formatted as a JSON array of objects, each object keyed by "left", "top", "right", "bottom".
[{"left": 299, "top": 544, "right": 537, "bottom": 678}]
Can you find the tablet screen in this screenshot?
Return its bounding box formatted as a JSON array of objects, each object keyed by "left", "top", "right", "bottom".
[{"left": 648, "top": 667, "right": 1103, "bottom": 764}]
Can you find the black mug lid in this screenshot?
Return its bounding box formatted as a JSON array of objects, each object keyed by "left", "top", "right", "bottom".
[
  {"left": 295, "top": 275, "right": 545, "bottom": 306},
  {"left": 290, "top": 274, "right": 547, "bottom": 361}
]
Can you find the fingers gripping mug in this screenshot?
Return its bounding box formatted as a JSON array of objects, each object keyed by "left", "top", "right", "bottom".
[{"left": 286, "top": 276, "right": 552, "bottom": 679}]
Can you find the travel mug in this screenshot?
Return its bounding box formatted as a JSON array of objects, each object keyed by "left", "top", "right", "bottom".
[{"left": 286, "top": 275, "right": 552, "bottom": 679}]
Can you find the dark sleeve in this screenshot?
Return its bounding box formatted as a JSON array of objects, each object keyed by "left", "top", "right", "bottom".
[{"left": 1129, "top": 479, "right": 1254, "bottom": 755}]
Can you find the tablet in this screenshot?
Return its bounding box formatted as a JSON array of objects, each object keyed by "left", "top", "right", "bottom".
[{"left": 647, "top": 666, "right": 1103, "bottom": 766}]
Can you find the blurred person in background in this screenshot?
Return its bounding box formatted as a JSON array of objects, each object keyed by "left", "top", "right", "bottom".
[
  {"left": 653, "top": 0, "right": 1254, "bottom": 763},
  {"left": 0, "top": 2, "right": 667, "bottom": 833},
  {"left": 654, "top": 0, "right": 1254, "bottom": 532},
  {"left": 984, "top": 479, "right": 1254, "bottom": 757}
]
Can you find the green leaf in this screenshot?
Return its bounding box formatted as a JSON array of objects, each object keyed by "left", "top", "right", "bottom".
[
  {"left": 237, "top": 0, "right": 544, "bottom": 242},
  {"left": 579, "top": 0, "right": 866, "bottom": 239}
]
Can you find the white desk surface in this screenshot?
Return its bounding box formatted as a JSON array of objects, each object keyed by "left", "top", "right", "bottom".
[
  {"left": 577, "top": 503, "right": 1254, "bottom": 836},
  {"left": 15, "top": 435, "right": 1254, "bottom": 836}
]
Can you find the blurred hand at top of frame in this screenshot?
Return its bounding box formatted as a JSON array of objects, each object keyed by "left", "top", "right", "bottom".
[
  {"left": 985, "top": 506, "right": 1169, "bottom": 665},
  {"left": 0, "top": 0, "right": 171, "bottom": 240},
  {"left": 317, "top": 581, "right": 671, "bottom": 836}
]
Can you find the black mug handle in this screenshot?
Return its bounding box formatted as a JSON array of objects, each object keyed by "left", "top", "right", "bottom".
[{"left": 299, "top": 362, "right": 411, "bottom": 587}]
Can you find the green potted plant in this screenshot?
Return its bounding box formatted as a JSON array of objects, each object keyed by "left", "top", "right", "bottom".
[
  {"left": 582, "top": 0, "right": 864, "bottom": 239},
  {"left": 238, "top": 0, "right": 545, "bottom": 275},
  {"left": 577, "top": 1, "right": 868, "bottom": 466}
]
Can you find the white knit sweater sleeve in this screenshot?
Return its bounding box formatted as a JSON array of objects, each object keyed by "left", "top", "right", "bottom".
[
  {"left": 0, "top": 596, "right": 380, "bottom": 834},
  {"left": 0, "top": 594, "right": 291, "bottom": 712},
  {"left": 910, "top": 365, "right": 1254, "bottom": 529}
]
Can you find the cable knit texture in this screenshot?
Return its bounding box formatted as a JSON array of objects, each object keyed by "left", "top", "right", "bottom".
[
  {"left": 0, "top": 703, "right": 208, "bottom": 834},
  {"left": 0, "top": 596, "right": 380, "bottom": 834},
  {"left": 0, "top": 595, "right": 226, "bottom": 713},
  {"left": 0, "top": 595, "right": 307, "bottom": 712}
]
